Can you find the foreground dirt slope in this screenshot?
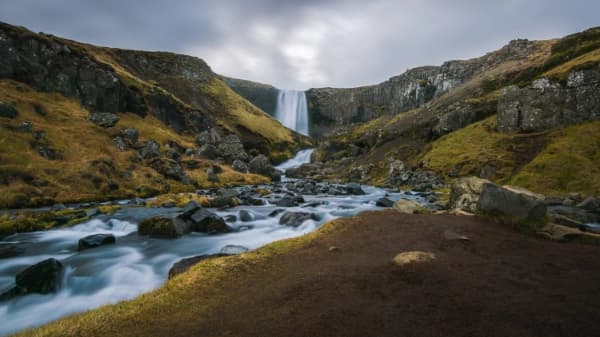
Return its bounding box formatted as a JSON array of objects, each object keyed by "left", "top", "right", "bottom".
[{"left": 21, "top": 211, "right": 600, "bottom": 337}]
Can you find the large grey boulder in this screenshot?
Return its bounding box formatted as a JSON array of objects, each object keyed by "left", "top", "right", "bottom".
[
  {"left": 477, "top": 183, "right": 547, "bottom": 225},
  {"left": 1, "top": 258, "right": 64, "bottom": 300},
  {"left": 139, "top": 140, "right": 161, "bottom": 159},
  {"left": 217, "top": 134, "right": 248, "bottom": 163},
  {"left": 78, "top": 234, "right": 116, "bottom": 251},
  {"left": 187, "top": 208, "right": 231, "bottom": 233}
]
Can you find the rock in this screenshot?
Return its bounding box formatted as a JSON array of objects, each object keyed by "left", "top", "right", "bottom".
[
  {"left": 224, "top": 215, "right": 237, "bottom": 222},
  {"left": 449, "top": 176, "right": 491, "bottom": 212},
  {"left": 9, "top": 258, "right": 64, "bottom": 297},
  {"left": 279, "top": 212, "right": 318, "bottom": 227},
  {"left": 88, "top": 112, "right": 120, "bottom": 127},
  {"left": 345, "top": 183, "right": 365, "bottom": 195},
  {"left": 195, "top": 129, "right": 221, "bottom": 146},
  {"left": 269, "top": 209, "right": 285, "bottom": 217},
  {"left": 148, "top": 158, "right": 189, "bottom": 183},
  {"left": 393, "top": 199, "right": 427, "bottom": 214},
  {"left": 376, "top": 197, "right": 394, "bottom": 207},
  {"left": 477, "top": 183, "right": 548, "bottom": 225},
  {"left": 276, "top": 196, "right": 299, "bottom": 207},
  {"left": 120, "top": 128, "right": 139, "bottom": 146},
  {"left": 217, "top": 134, "right": 248, "bottom": 163},
  {"left": 37, "top": 145, "right": 61, "bottom": 160},
  {"left": 248, "top": 155, "right": 277, "bottom": 179},
  {"left": 78, "top": 234, "right": 116, "bottom": 251},
  {"left": 328, "top": 246, "right": 339, "bottom": 252},
  {"left": 0, "top": 243, "right": 25, "bottom": 259},
  {"left": 232, "top": 159, "right": 248, "bottom": 173},
  {"left": 198, "top": 144, "right": 218, "bottom": 159},
  {"left": 168, "top": 254, "right": 226, "bottom": 279},
  {"left": 138, "top": 216, "right": 190, "bottom": 238},
  {"left": 220, "top": 245, "right": 249, "bottom": 255},
  {"left": 113, "top": 136, "right": 127, "bottom": 150},
  {"left": 206, "top": 166, "right": 220, "bottom": 183},
  {"left": 0, "top": 101, "right": 18, "bottom": 118},
  {"left": 138, "top": 140, "right": 161, "bottom": 159},
  {"left": 577, "top": 197, "right": 600, "bottom": 212},
  {"left": 187, "top": 209, "right": 231, "bottom": 233},
  {"left": 285, "top": 163, "right": 322, "bottom": 179},
  {"left": 19, "top": 121, "right": 32, "bottom": 132},
  {"left": 239, "top": 210, "right": 253, "bottom": 222},
  {"left": 551, "top": 214, "right": 583, "bottom": 229},
  {"left": 392, "top": 251, "right": 436, "bottom": 266},
  {"left": 180, "top": 201, "right": 202, "bottom": 218}
]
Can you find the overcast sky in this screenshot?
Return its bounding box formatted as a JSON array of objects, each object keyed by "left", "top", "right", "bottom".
[{"left": 0, "top": 0, "right": 598, "bottom": 89}]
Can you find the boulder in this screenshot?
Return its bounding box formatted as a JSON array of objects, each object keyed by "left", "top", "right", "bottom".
[
  {"left": 168, "top": 254, "right": 226, "bottom": 279},
  {"left": 195, "top": 129, "right": 221, "bottom": 146},
  {"left": 120, "top": 128, "right": 139, "bottom": 146},
  {"left": 206, "top": 165, "right": 220, "bottom": 183},
  {"left": 113, "top": 136, "right": 127, "bottom": 150},
  {"left": 187, "top": 209, "right": 231, "bottom": 233},
  {"left": 78, "top": 234, "right": 116, "bottom": 251},
  {"left": 180, "top": 201, "right": 202, "bottom": 218},
  {"left": 345, "top": 183, "right": 365, "bottom": 195},
  {"left": 239, "top": 210, "right": 253, "bottom": 222},
  {"left": 276, "top": 196, "right": 300, "bottom": 207},
  {"left": 232, "top": 159, "right": 248, "bottom": 173},
  {"left": 217, "top": 134, "right": 248, "bottom": 163},
  {"left": 248, "top": 155, "right": 275, "bottom": 177},
  {"left": 0, "top": 101, "right": 18, "bottom": 118},
  {"left": 138, "top": 140, "right": 161, "bottom": 159},
  {"left": 477, "top": 183, "right": 548, "bottom": 225},
  {"left": 198, "top": 144, "right": 218, "bottom": 159},
  {"left": 6, "top": 258, "right": 64, "bottom": 298},
  {"left": 88, "top": 112, "right": 120, "bottom": 128},
  {"left": 393, "top": 199, "right": 427, "bottom": 214},
  {"left": 224, "top": 215, "right": 237, "bottom": 223},
  {"left": 138, "top": 216, "right": 190, "bottom": 238},
  {"left": 279, "top": 212, "right": 318, "bottom": 227},
  {"left": 577, "top": 197, "right": 600, "bottom": 212},
  {"left": 376, "top": 197, "right": 394, "bottom": 207},
  {"left": 148, "top": 158, "right": 189, "bottom": 183},
  {"left": 449, "top": 177, "right": 491, "bottom": 212}
]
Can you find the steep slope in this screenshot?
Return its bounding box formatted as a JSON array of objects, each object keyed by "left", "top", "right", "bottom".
[
  {"left": 0, "top": 21, "right": 309, "bottom": 208},
  {"left": 221, "top": 76, "right": 279, "bottom": 117},
  {"left": 312, "top": 27, "right": 600, "bottom": 197}
]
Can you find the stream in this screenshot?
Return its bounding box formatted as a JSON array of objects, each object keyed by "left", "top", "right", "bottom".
[{"left": 0, "top": 150, "right": 429, "bottom": 336}]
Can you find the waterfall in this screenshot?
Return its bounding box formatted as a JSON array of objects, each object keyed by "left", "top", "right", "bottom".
[{"left": 275, "top": 90, "right": 309, "bottom": 136}]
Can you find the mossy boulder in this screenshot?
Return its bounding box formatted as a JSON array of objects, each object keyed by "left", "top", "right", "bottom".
[
  {"left": 138, "top": 216, "right": 190, "bottom": 238},
  {"left": 477, "top": 183, "right": 548, "bottom": 229}
]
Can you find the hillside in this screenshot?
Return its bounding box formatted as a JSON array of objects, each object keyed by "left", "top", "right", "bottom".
[
  {"left": 306, "top": 27, "right": 600, "bottom": 197},
  {"left": 0, "top": 22, "right": 310, "bottom": 208}
]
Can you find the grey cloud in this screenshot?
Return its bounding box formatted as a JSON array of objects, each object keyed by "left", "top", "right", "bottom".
[{"left": 0, "top": 0, "right": 598, "bottom": 89}]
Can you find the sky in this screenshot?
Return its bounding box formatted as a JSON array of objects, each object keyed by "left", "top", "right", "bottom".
[{"left": 0, "top": 0, "right": 598, "bottom": 90}]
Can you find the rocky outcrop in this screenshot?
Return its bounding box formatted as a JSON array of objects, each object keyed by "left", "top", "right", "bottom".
[
  {"left": 497, "top": 65, "right": 600, "bottom": 132},
  {"left": 222, "top": 76, "right": 279, "bottom": 116},
  {"left": 306, "top": 39, "right": 538, "bottom": 135},
  {"left": 477, "top": 183, "right": 548, "bottom": 225}
]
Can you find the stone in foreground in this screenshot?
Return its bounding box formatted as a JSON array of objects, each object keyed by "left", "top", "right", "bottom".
[
  {"left": 392, "top": 251, "right": 436, "bottom": 266},
  {"left": 477, "top": 183, "right": 547, "bottom": 225}
]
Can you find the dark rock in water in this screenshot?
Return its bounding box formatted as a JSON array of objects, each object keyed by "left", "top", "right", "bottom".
[
  {"left": 232, "top": 159, "right": 248, "bottom": 173},
  {"left": 224, "top": 215, "right": 237, "bottom": 223},
  {"left": 220, "top": 245, "right": 249, "bottom": 255},
  {"left": 198, "top": 144, "right": 218, "bottom": 159},
  {"left": 477, "top": 183, "right": 547, "bottom": 224},
  {"left": 0, "top": 243, "right": 25, "bottom": 259},
  {"left": 181, "top": 201, "right": 202, "bottom": 218},
  {"left": 139, "top": 140, "right": 161, "bottom": 159},
  {"left": 279, "top": 212, "right": 318, "bottom": 227},
  {"left": 0, "top": 101, "right": 18, "bottom": 118},
  {"left": 345, "top": 183, "right": 365, "bottom": 195},
  {"left": 210, "top": 189, "right": 238, "bottom": 208},
  {"left": 577, "top": 197, "right": 600, "bottom": 212},
  {"left": 239, "top": 210, "right": 253, "bottom": 222},
  {"left": 138, "top": 216, "right": 190, "bottom": 238},
  {"left": 269, "top": 209, "right": 285, "bottom": 217},
  {"left": 1, "top": 258, "right": 65, "bottom": 299},
  {"left": 303, "top": 201, "right": 327, "bottom": 208},
  {"left": 168, "top": 254, "right": 226, "bottom": 279},
  {"left": 376, "top": 197, "right": 394, "bottom": 207},
  {"left": 276, "top": 196, "right": 299, "bottom": 207},
  {"left": 78, "top": 234, "right": 116, "bottom": 251},
  {"left": 88, "top": 112, "right": 120, "bottom": 127},
  {"left": 188, "top": 209, "right": 231, "bottom": 233}
]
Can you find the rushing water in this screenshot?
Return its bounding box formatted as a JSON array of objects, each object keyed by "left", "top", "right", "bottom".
[
  {"left": 275, "top": 90, "right": 309, "bottom": 135},
  {"left": 0, "top": 152, "right": 428, "bottom": 335}
]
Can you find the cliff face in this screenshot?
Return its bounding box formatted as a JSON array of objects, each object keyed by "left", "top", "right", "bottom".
[
  {"left": 305, "top": 39, "right": 541, "bottom": 135},
  {"left": 221, "top": 76, "right": 279, "bottom": 116}
]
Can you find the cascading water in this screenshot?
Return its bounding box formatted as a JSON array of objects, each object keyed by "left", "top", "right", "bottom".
[{"left": 275, "top": 90, "right": 309, "bottom": 136}]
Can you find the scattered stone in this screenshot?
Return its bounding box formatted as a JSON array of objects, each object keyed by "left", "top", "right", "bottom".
[
  {"left": 392, "top": 251, "right": 436, "bottom": 266},
  {"left": 195, "top": 129, "right": 221, "bottom": 146},
  {"left": 220, "top": 245, "right": 249, "bottom": 255},
  {"left": 0, "top": 101, "right": 18, "bottom": 118},
  {"left": 138, "top": 216, "right": 190, "bottom": 238},
  {"left": 376, "top": 197, "right": 394, "bottom": 207},
  {"left": 577, "top": 197, "right": 600, "bottom": 212},
  {"left": 113, "top": 136, "right": 127, "bottom": 150},
  {"left": 345, "top": 183, "right": 365, "bottom": 195},
  {"left": 232, "top": 159, "right": 248, "bottom": 173},
  {"left": 138, "top": 140, "right": 161, "bottom": 159},
  {"left": 181, "top": 201, "right": 202, "bottom": 218},
  {"left": 120, "top": 128, "right": 139, "bottom": 146},
  {"left": 148, "top": 158, "right": 189, "bottom": 183},
  {"left": 449, "top": 177, "right": 490, "bottom": 212},
  {"left": 276, "top": 196, "right": 299, "bottom": 207},
  {"left": 88, "top": 112, "right": 120, "bottom": 127},
  {"left": 279, "top": 212, "right": 318, "bottom": 227},
  {"left": 78, "top": 234, "right": 116, "bottom": 251},
  {"left": 19, "top": 121, "right": 33, "bottom": 132},
  {"left": 328, "top": 246, "right": 339, "bottom": 252}
]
